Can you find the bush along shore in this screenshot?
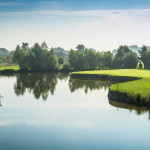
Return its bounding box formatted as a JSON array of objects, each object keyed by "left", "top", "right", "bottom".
[{"left": 71, "top": 69, "right": 150, "bottom": 107}]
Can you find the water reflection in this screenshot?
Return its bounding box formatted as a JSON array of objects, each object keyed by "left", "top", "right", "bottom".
[
  {"left": 3, "top": 72, "right": 150, "bottom": 119},
  {"left": 14, "top": 73, "right": 112, "bottom": 100},
  {"left": 14, "top": 73, "right": 69, "bottom": 100},
  {"left": 69, "top": 78, "right": 111, "bottom": 93},
  {"left": 109, "top": 100, "right": 150, "bottom": 119}
]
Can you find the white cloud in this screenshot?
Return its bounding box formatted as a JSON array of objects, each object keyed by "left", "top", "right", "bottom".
[
  {"left": 1, "top": 9, "right": 150, "bottom": 51},
  {"left": 1, "top": 9, "right": 150, "bottom": 17}
]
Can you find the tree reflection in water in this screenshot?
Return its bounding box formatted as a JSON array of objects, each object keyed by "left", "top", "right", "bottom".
[
  {"left": 13, "top": 73, "right": 150, "bottom": 118},
  {"left": 14, "top": 73, "right": 69, "bottom": 100},
  {"left": 69, "top": 78, "right": 111, "bottom": 93},
  {"left": 109, "top": 100, "right": 150, "bottom": 119}
]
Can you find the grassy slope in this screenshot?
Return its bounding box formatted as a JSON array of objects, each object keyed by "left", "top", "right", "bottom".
[
  {"left": 72, "top": 69, "right": 150, "bottom": 97},
  {"left": 0, "top": 65, "right": 20, "bottom": 71}
]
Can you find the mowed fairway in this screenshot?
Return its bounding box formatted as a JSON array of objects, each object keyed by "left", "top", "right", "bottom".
[
  {"left": 0, "top": 65, "right": 20, "bottom": 71},
  {"left": 73, "top": 69, "right": 150, "bottom": 78},
  {"left": 72, "top": 69, "right": 150, "bottom": 97}
]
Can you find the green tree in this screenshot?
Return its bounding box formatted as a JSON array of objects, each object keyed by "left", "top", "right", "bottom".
[
  {"left": 21, "top": 42, "right": 29, "bottom": 50},
  {"left": 13, "top": 45, "right": 25, "bottom": 64},
  {"left": 69, "top": 49, "right": 78, "bottom": 70},
  {"left": 58, "top": 57, "right": 64, "bottom": 65},
  {"left": 114, "top": 45, "right": 131, "bottom": 68},
  {"left": 122, "top": 52, "right": 138, "bottom": 69},
  {"left": 102, "top": 51, "right": 113, "bottom": 69},
  {"left": 41, "top": 42, "right": 49, "bottom": 51},
  {"left": 76, "top": 44, "right": 85, "bottom": 52},
  {"left": 6, "top": 55, "right": 12, "bottom": 64},
  {"left": 139, "top": 45, "right": 149, "bottom": 68}
]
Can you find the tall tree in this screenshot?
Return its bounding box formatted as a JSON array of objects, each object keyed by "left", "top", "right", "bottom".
[
  {"left": 21, "top": 42, "right": 29, "bottom": 50},
  {"left": 138, "top": 45, "right": 149, "bottom": 68},
  {"left": 122, "top": 52, "right": 138, "bottom": 69}
]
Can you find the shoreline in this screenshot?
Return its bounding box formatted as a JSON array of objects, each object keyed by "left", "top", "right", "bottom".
[{"left": 71, "top": 70, "right": 150, "bottom": 107}]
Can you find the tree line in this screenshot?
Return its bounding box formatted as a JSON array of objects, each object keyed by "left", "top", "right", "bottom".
[{"left": 2, "top": 42, "right": 150, "bottom": 71}]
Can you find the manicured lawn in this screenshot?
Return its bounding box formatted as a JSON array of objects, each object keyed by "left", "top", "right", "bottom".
[
  {"left": 72, "top": 69, "right": 150, "bottom": 97},
  {"left": 0, "top": 65, "right": 20, "bottom": 71},
  {"left": 111, "top": 78, "right": 150, "bottom": 97},
  {"left": 73, "top": 69, "right": 150, "bottom": 78}
]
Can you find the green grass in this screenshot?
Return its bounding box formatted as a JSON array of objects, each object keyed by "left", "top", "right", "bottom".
[
  {"left": 72, "top": 69, "right": 150, "bottom": 99},
  {"left": 73, "top": 69, "right": 150, "bottom": 78},
  {"left": 0, "top": 65, "right": 20, "bottom": 71}
]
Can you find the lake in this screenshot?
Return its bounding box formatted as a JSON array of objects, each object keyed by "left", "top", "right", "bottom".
[{"left": 0, "top": 73, "right": 150, "bottom": 150}]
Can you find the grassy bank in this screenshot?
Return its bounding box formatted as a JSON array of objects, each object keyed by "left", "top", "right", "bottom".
[
  {"left": 0, "top": 65, "right": 20, "bottom": 71},
  {"left": 72, "top": 69, "right": 150, "bottom": 106}
]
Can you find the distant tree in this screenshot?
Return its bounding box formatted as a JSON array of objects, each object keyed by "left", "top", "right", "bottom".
[
  {"left": 76, "top": 44, "right": 85, "bottom": 52},
  {"left": 69, "top": 50, "right": 78, "bottom": 70},
  {"left": 116, "top": 45, "right": 130, "bottom": 58},
  {"left": 6, "top": 55, "right": 12, "bottom": 64},
  {"left": 85, "top": 49, "right": 98, "bottom": 70},
  {"left": 13, "top": 45, "right": 25, "bottom": 64},
  {"left": 41, "top": 42, "right": 49, "bottom": 51},
  {"left": 47, "top": 49, "right": 58, "bottom": 71},
  {"left": 0, "top": 48, "right": 9, "bottom": 57},
  {"left": 58, "top": 57, "right": 64, "bottom": 65},
  {"left": 62, "top": 63, "right": 70, "bottom": 71},
  {"left": 138, "top": 45, "right": 149, "bottom": 68},
  {"left": 12, "top": 42, "right": 58, "bottom": 71},
  {"left": 102, "top": 51, "right": 113, "bottom": 69},
  {"left": 21, "top": 42, "right": 29, "bottom": 50},
  {"left": 122, "top": 52, "right": 138, "bottom": 69},
  {"left": 114, "top": 45, "right": 131, "bottom": 68}
]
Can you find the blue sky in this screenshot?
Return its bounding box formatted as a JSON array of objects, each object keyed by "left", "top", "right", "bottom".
[
  {"left": 1, "top": 0, "right": 150, "bottom": 11},
  {"left": 1, "top": 0, "right": 150, "bottom": 51}
]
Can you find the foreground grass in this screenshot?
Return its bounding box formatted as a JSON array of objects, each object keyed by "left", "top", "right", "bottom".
[
  {"left": 72, "top": 69, "right": 150, "bottom": 101},
  {"left": 0, "top": 65, "right": 20, "bottom": 71}
]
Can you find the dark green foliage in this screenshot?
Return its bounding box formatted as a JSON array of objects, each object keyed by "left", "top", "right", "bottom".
[
  {"left": 58, "top": 57, "right": 64, "bottom": 65},
  {"left": 62, "top": 63, "right": 70, "bottom": 71},
  {"left": 122, "top": 52, "right": 138, "bottom": 69},
  {"left": 13, "top": 42, "right": 58, "bottom": 71},
  {"left": 138, "top": 45, "right": 150, "bottom": 69},
  {"left": 69, "top": 48, "right": 113, "bottom": 71},
  {"left": 113, "top": 45, "right": 131, "bottom": 69},
  {"left": 101, "top": 51, "right": 113, "bottom": 69},
  {"left": 116, "top": 45, "right": 130, "bottom": 58},
  {"left": 11, "top": 43, "right": 150, "bottom": 72},
  {"left": 21, "top": 42, "right": 29, "bottom": 50},
  {"left": 76, "top": 44, "right": 85, "bottom": 52}
]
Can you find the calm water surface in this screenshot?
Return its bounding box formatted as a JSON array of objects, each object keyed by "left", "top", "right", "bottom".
[{"left": 0, "top": 73, "right": 150, "bottom": 150}]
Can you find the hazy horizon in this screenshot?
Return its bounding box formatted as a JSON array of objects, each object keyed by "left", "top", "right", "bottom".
[{"left": 1, "top": 0, "right": 150, "bottom": 51}]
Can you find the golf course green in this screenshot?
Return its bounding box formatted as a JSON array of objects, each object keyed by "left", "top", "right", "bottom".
[{"left": 72, "top": 69, "right": 150, "bottom": 106}]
